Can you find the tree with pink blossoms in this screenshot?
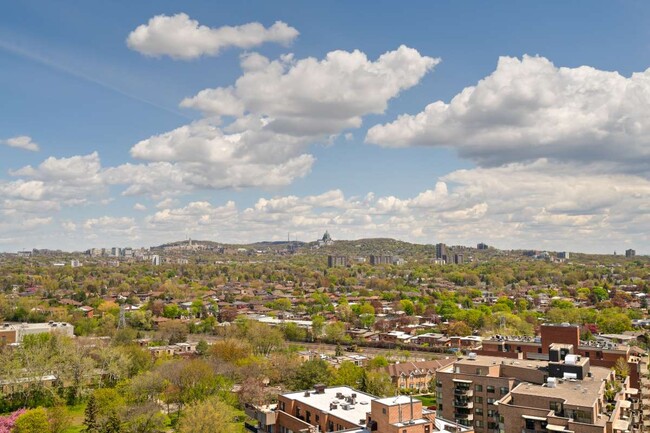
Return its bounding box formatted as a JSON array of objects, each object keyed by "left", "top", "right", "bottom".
[{"left": 0, "top": 408, "right": 26, "bottom": 433}]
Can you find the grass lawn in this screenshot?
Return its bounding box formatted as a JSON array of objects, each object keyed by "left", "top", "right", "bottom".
[
  {"left": 61, "top": 403, "right": 86, "bottom": 433},
  {"left": 414, "top": 394, "right": 436, "bottom": 408}
]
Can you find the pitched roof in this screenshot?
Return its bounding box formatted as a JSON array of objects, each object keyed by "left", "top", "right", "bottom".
[{"left": 385, "top": 359, "right": 456, "bottom": 378}]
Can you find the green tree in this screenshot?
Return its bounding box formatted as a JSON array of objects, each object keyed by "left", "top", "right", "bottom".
[
  {"left": 332, "top": 361, "right": 364, "bottom": 387},
  {"left": 325, "top": 322, "right": 347, "bottom": 342},
  {"left": 14, "top": 408, "right": 50, "bottom": 433},
  {"left": 291, "top": 359, "right": 332, "bottom": 390},
  {"left": 614, "top": 357, "right": 630, "bottom": 379},
  {"left": 84, "top": 394, "right": 101, "bottom": 433},
  {"left": 178, "top": 396, "right": 242, "bottom": 433},
  {"left": 102, "top": 410, "right": 122, "bottom": 433},
  {"left": 364, "top": 371, "right": 395, "bottom": 397},
  {"left": 196, "top": 340, "right": 209, "bottom": 356},
  {"left": 311, "top": 315, "right": 326, "bottom": 338},
  {"left": 399, "top": 300, "right": 415, "bottom": 316}
]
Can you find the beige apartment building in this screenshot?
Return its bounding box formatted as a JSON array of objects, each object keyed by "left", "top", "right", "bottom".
[{"left": 385, "top": 359, "right": 456, "bottom": 393}]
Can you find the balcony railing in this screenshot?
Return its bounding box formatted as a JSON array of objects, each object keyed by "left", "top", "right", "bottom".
[{"left": 454, "top": 388, "right": 474, "bottom": 397}]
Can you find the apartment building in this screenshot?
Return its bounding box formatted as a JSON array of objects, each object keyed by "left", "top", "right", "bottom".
[
  {"left": 328, "top": 255, "right": 349, "bottom": 267},
  {"left": 436, "top": 355, "right": 547, "bottom": 431},
  {"left": 478, "top": 323, "right": 644, "bottom": 389},
  {"left": 247, "top": 385, "right": 472, "bottom": 433},
  {"left": 436, "top": 348, "right": 642, "bottom": 433},
  {"left": 385, "top": 359, "right": 456, "bottom": 393}
]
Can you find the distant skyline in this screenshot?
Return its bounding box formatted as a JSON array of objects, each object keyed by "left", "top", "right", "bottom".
[{"left": 1, "top": 1, "right": 649, "bottom": 254}]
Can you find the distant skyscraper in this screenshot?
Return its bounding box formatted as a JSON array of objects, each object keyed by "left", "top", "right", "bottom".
[
  {"left": 151, "top": 255, "right": 161, "bottom": 266},
  {"left": 477, "top": 242, "right": 488, "bottom": 250},
  {"left": 453, "top": 253, "right": 464, "bottom": 264},
  {"left": 369, "top": 255, "right": 393, "bottom": 265},
  {"left": 557, "top": 251, "right": 569, "bottom": 259},
  {"left": 625, "top": 249, "right": 636, "bottom": 258},
  {"left": 435, "top": 243, "right": 447, "bottom": 263},
  {"left": 327, "top": 255, "right": 347, "bottom": 267}
]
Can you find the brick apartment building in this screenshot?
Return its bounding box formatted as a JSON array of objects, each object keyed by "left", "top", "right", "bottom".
[
  {"left": 246, "top": 385, "right": 472, "bottom": 433},
  {"left": 477, "top": 323, "right": 645, "bottom": 389},
  {"left": 436, "top": 348, "right": 642, "bottom": 433}
]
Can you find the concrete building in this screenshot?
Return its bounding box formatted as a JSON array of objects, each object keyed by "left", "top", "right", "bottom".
[
  {"left": 0, "top": 322, "right": 74, "bottom": 345},
  {"left": 328, "top": 255, "right": 348, "bottom": 267},
  {"left": 435, "top": 243, "right": 447, "bottom": 263},
  {"left": 151, "top": 255, "right": 161, "bottom": 266},
  {"left": 557, "top": 251, "right": 569, "bottom": 259},
  {"left": 246, "top": 384, "right": 471, "bottom": 433},
  {"left": 477, "top": 243, "right": 489, "bottom": 250},
  {"left": 626, "top": 249, "right": 636, "bottom": 258},
  {"left": 369, "top": 255, "right": 393, "bottom": 266}
]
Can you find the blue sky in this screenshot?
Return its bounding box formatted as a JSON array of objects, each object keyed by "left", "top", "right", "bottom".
[{"left": 1, "top": 1, "right": 649, "bottom": 253}]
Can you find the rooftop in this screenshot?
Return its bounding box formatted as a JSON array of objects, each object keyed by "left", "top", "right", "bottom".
[
  {"left": 281, "top": 386, "right": 374, "bottom": 426},
  {"left": 508, "top": 366, "right": 611, "bottom": 409}
]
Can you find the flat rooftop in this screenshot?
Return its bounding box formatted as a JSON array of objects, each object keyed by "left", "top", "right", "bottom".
[
  {"left": 509, "top": 366, "right": 611, "bottom": 410},
  {"left": 447, "top": 355, "right": 549, "bottom": 370},
  {"left": 1, "top": 322, "right": 73, "bottom": 331},
  {"left": 281, "top": 386, "right": 373, "bottom": 426}
]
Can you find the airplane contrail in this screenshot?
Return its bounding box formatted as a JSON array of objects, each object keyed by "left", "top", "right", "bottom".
[{"left": 0, "top": 38, "right": 193, "bottom": 120}]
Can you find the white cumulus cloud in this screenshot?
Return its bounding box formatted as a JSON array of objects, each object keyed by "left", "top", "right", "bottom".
[
  {"left": 367, "top": 55, "right": 650, "bottom": 172},
  {"left": 2, "top": 136, "right": 40, "bottom": 152},
  {"left": 127, "top": 13, "right": 299, "bottom": 60}
]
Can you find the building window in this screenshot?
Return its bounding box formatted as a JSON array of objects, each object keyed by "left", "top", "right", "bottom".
[
  {"left": 475, "top": 384, "right": 483, "bottom": 392},
  {"left": 475, "top": 396, "right": 483, "bottom": 404},
  {"left": 315, "top": 415, "right": 319, "bottom": 422},
  {"left": 475, "top": 420, "right": 484, "bottom": 428},
  {"left": 487, "top": 409, "right": 497, "bottom": 417},
  {"left": 475, "top": 407, "right": 483, "bottom": 415},
  {"left": 499, "top": 387, "right": 508, "bottom": 395},
  {"left": 424, "top": 426, "right": 430, "bottom": 433},
  {"left": 550, "top": 401, "right": 562, "bottom": 415},
  {"left": 487, "top": 398, "right": 495, "bottom": 405},
  {"left": 382, "top": 408, "right": 386, "bottom": 414},
  {"left": 525, "top": 419, "right": 536, "bottom": 430},
  {"left": 487, "top": 385, "right": 495, "bottom": 393},
  {"left": 438, "top": 404, "right": 443, "bottom": 411}
]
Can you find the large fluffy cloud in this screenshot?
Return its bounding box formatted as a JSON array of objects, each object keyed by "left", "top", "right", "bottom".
[
  {"left": 122, "top": 46, "right": 436, "bottom": 196},
  {"left": 182, "top": 46, "right": 439, "bottom": 135},
  {"left": 5, "top": 152, "right": 105, "bottom": 203},
  {"left": 127, "top": 13, "right": 299, "bottom": 60},
  {"left": 366, "top": 55, "right": 650, "bottom": 171}
]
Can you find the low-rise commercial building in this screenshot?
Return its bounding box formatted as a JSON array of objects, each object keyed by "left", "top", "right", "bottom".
[{"left": 0, "top": 322, "right": 74, "bottom": 345}]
